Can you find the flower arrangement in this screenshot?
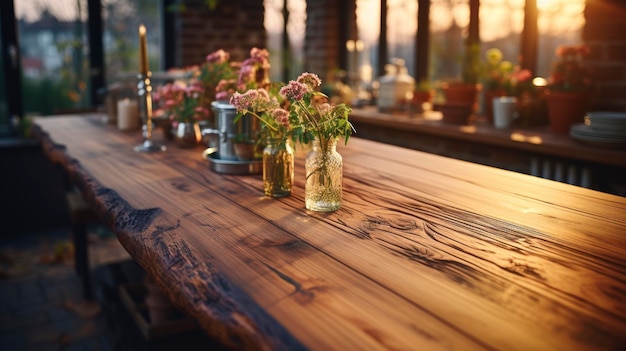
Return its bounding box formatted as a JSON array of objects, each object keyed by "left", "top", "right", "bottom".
[
  {"left": 280, "top": 72, "right": 354, "bottom": 145},
  {"left": 156, "top": 81, "right": 209, "bottom": 124},
  {"left": 197, "top": 49, "right": 237, "bottom": 103},
  {"left": 198, "top": 47, "right": 272, "bottom": 103},
  {"left": 548, "top": 44, "right": 591, "bottom": 92},
  {"left": 230, "top": 72, "right": 354, "bottom": 146},
  {"left": 230, "top": 87, "right": 295, "bottom": 143},
  {"left": 482, "top": 48, "right": 535, "bottom": 96},
  {"left": 482, "top": 48, "right": 514, "bottom": 92}
]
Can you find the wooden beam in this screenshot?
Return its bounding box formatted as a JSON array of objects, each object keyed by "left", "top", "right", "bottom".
[
  {"left": 521, "top": 0, "right": 538, "bottom": 74},
  {"left": 415, "top": 0, "right": 430, "bottom": 83}
]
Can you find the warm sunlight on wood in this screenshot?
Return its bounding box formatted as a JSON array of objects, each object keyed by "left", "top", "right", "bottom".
[{"left": 510, "top": 132, "right": 543, "bottom": 144}]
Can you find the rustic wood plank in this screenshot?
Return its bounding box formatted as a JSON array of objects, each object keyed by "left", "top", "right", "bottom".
[{"left": 32, "top": 115, "right": 626, "bottom": 351}]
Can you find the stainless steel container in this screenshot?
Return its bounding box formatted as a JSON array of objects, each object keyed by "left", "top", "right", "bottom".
[{"left": 202, "top": 100, "right": 260, "bottom": 161}]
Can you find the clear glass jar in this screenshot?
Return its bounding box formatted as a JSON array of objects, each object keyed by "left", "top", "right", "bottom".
[
  {"left": 305, "top": 138, "right": 342, "bottom": 212},
  {"left": 263, "top": 137, "right": 294, "bottom": 198},
  {"left": 174, "top": 121, "right": 201, "bottom": 148}
]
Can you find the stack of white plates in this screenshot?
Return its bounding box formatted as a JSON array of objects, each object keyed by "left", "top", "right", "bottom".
[{"left": 570, "top": 112, "right": 626, "bottom": 147}]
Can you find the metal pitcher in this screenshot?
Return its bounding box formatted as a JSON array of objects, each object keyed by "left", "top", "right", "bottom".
[{"left": 202, "top": 100, "right": 260, "bottom": 161}]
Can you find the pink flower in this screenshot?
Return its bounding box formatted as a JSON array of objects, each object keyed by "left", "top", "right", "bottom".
[
  {"left": 514, "top": 69, "right": 532, "bottom": 83},
  {"left": 164, "top": 99, "right": 177, "bottom": 109},
  {"left": 215, "top": 91, "right": 229, "bottom": 100},
  {"left": 230, "top": 90, "right": 259, "bottom": 112},
  {"left": 206, "top": 49, "right": 230, "bottom": 63},
  {"left": 318, "top": 103, "right": 331, "bottom": 115},
  {"left": 296, "top": 72, "right": 322, "bottom": 89},
  {"left": 272, "top": 108, "right": 290, "bottom": 128},
  {"left": 280, "top": 81, "right": 309, "bottom": 101}
]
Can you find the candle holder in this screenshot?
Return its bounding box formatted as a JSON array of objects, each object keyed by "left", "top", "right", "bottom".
[{"left": 134, "top": 72, "right": 166, "bottom": 152}]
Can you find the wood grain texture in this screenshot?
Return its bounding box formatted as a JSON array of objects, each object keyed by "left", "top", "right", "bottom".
[{"left": 33, "top": 114, "right": 626, "bottom": 351}]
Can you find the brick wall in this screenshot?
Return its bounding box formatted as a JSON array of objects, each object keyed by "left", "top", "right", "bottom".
[
  {"left": 584, "top": 0, "right": 626, "bottom": 112},
  {"left": 172, "top": 0, "right": 266, "bottom": 67},
  {"left": 304, "top": 0, "right": 356, "bottom": 83}
]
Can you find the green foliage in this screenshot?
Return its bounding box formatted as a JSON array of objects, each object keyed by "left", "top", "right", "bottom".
[
  {"left": 462, "top": 41, "right": 482, "bottom": 84},
  {"left": 21, "top": 75, "right": 75, "bottom": 115}
]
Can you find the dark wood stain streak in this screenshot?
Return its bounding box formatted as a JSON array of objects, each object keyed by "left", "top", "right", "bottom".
[{"left": 262, "top": 263, "right": 316, "bottom": 302}]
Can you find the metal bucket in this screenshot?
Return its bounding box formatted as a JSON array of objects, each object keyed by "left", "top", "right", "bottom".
[{"left": 202, "top": 100, "right": 260, "bottom": 161}]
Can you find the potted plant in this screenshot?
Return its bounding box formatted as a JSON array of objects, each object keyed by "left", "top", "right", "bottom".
[
  {"left": 439, "top": 40, "right": 482, "bottom": 124},
  {"left": 231, "top": 133, "right": 256, "bottom": 161},
  {"left": 441, "top": 40, "right": 482, "bottom": 105},
  {"left": 481, "top": 48, "right": 514, "bottom": 123},
  {"left": 545, "top": 44, "right": 592, "bottom": 133},
  {"left": 412, "top": 79, "right": 434, "bottom": 113},
  {"left": 157, "top": 81, "right": 208, "bottom": 148}
]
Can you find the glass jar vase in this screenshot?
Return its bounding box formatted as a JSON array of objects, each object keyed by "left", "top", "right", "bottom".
[
  {"left": 263, "top": 137, "right": 294, "bottom": 198},
  {"left": 305, "top": 137, "right": 342, "bottom": 212},
  {"left": 174, "top": 122, "right": 201, "bottom": 148}
]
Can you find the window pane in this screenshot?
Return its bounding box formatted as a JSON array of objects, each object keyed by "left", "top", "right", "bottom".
[
  {"left": 103, "top": 0, "right": 161, "bottom": 82},
  {"left": 479, "top": 0, "right": 524, "bottom": 69},
  {"left": 356, "top": 0, "right": 380, "bottom": 83},
  {"left": 16, "top": 0, "right": 90, "bottom": 115},
  {"left": 430, "top": 0, "right": 469, "bottom": 83},
  {"left": 264, "top": 0, "right": 306, "bottom": 82},
  {"left": 536, "top": 0, "right": 585, "bottom": 78},
  {"left": 388, "top": 0, "right": 417, "bottom": 76}
]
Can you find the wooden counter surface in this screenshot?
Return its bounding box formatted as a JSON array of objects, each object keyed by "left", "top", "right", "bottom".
[
  {"left": 33, "top": 114, "right": 626, "bottom": 350},
  {"left": 351, "top": 107, "right": 626, "bottom": 168}
]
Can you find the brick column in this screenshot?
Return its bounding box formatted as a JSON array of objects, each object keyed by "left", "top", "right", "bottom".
[
  {"left": 583, "top": 0, "right": 626, "bottom": 111},
  {"left": 172, "top": 0, "right": 267, "bottom": 67},
  {"left": 304, "top": 0, "right": 357, "bottom": 83}
]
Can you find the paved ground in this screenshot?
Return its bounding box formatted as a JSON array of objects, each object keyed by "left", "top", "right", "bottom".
[{"left": 0, "top": 226, "right": 130, "bottom": 351}]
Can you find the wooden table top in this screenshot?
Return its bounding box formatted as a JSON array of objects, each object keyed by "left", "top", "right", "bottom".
[
  {"left": 33, "top": 114, "right": 626, "bottom": 351},
  {"left": 351, "top": 107, "right": 626, "bottom": 168}
]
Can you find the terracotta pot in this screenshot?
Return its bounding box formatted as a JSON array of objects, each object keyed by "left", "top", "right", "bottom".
[
  {"left": 545, "top": 91, "right": 589, "bottom": 134},
  {"left": 412, "top": 90, "right": 433, "bottom": 113},
  {"left": 441, "top": 82, "right": 481, "bottom": 112},
  {"left": 434, "top": 103, "right": 473, "bottom": 125},
  {"left": 233, "top": 143, "right": 255, "bottom": 161}
]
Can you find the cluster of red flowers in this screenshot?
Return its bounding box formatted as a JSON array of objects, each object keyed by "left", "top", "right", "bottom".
[{"left": 548, "top": 44, "right": 591, "bottom": 92}]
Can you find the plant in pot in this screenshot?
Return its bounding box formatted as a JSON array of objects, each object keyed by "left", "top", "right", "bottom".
[
  {"left": 411, "top": 79, "right": 434, "bottom": 113},
  {"left": 545, "top": 44, "right": 592, "bottom": 134},
  {"left": 439, "top": 39, "right": 482, "bottom": 124},
  {"left": 481, "top": 48, "right": 515, "bottom": 123},
  {"left": 159, "top": 81, "right": 208, "bottom": 148},
  {"left": 231, "top": 133, "right": 256, "bottom": 161}
]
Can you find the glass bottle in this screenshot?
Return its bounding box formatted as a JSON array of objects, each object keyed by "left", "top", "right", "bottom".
[
  {"left": 263, "top": 137, "right": 294, "bottom": 197},
  {"left": 305, "top": 137, "right": 342, "bottom": 212}
]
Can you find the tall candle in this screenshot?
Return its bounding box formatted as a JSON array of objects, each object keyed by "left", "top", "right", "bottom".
[{"left": 138, "top": 25, "right": 148, "bottom": 74}]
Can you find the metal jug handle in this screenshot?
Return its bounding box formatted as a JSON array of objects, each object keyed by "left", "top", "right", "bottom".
[{"left": 201, "top": 128, "right": 228, "bottom": 143}]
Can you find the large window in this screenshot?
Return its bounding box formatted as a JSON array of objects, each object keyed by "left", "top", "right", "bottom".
[
  {"left": 16, "top": 0, "right": 90, "bottom": 116},
  {"left": 355, "top": 0, "right": 585, "bottom": 88},
  {"left": 264, "top": 0, "right": 307, "bottom": 82},
  {"left": 12, "top": 0, "right": 162, "bottom": 117},
  {"left": 102, "top": 0, "right": 161, "bottom": 83}
]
